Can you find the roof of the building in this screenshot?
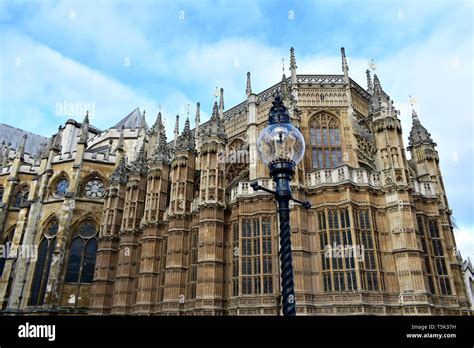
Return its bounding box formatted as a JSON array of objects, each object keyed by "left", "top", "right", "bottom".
[
  {"left": 113, "top": 107, "right": 149, "bottom": 131},
  {"left": 408, "top": 111, "right": 434, "bottom": 147},
  {"left": 0, "top": 123, "right": 48, "bottom": 156}
]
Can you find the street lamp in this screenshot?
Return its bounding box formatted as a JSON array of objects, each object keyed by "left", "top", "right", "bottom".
[{"left": 251, "top": 94, "right": 310, "bottom": 316}]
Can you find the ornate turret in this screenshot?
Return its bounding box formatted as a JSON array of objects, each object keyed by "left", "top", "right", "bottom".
[
  {"left": 408, "top": 110, "right": 436, "bottom": 148},
  {"left": 203, "top": 101, "right": 225, "bottom": 141},
  {"left": 152, "top": 117, "right": 170, "bottom": 165},
  {"left": 130, "top": 141, "right": 148, "bottom": 175},
  {"left": 110, "top": 156, "right": 129, "bottom": 184},
  {"left": 366, "top": 69, "right": 374, "bottom": 94},
  {"left": 175, "top": 117, "right": 195, "bottom": 151}
]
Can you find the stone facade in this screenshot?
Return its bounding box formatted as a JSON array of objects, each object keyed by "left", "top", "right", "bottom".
[{"left": 0, "top": 48, "right": 471, "bottom": 315}]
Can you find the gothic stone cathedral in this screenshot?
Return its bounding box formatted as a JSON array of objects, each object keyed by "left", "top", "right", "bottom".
[{"left": 0, "top": 48, "right": 470, "bottom": 315}]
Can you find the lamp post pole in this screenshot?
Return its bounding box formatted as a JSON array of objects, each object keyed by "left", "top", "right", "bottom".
[{"left": 252, "top": 94, "right": 310, "bottom": 316}]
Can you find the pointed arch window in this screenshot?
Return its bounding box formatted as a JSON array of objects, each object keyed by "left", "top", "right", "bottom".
[
  {"left": 309, "top": 113, "right": 342, "bottom": 169},
  {"left": 13, "top": 185, "right": 29, "bottom": 208},
  {"left": 28, "top": 219, "right": 58, "bottom": 306},
  {"left": 65, "top": 219, "right": 98, "bottom": 284},
  {"left": 53, "top": 177, "right": 69, "bottom": 198}
]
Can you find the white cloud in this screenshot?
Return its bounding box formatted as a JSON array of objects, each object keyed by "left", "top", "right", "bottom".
[
  {"left": 454, "top": 225, "right": 474, "bottom": 260},
  {"left": 0, "top": 31, "right": 203, "bottom": 140}
]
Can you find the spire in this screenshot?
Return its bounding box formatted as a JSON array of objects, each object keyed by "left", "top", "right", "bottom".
[
  {"left": 116, "top": 125, "right": 125, "bottom": 152},
  {"left": 290, "top": 47, "right": 297, "bottom": 84},
  {"left": 373, "top": 74, "right": 381, "bottom": 92},
  {"left": 130, "top": 141, "right": 147, "bottom": 175},
  {"left": 16, "top": 134, "right": 27, "bottom": 160},
  {"left": 204, "top": 101, "right": 226, "bottom": 141},
  {"left": 341, "top": 47, "right": 349, "bottom": 79},
  {"left": 152, "top": 115, "right": 170, "bottom": 165},
  {"left": 281, "top": 63, "right": 289, "bottom": 99},
  {"left": 408, "top": 110, "right": 435, "bottom": 148},
  {"left": 110, "top": 156, "right": 129, "bottom": 184},
  {"left": 183, "top": 117, "right": 191, "bottom": 134},
  {"left": 219, "top": 88, "right": 224, "bottom": 119},
  {"left": 290, "top": 47, "right": 297, "bottom": 70},
  {"left": 174, "top": 114, "right": 179, "bottom": 149},
  {"left": 366, "top": 69, "right": 373, "bottom": 94},
  {"left": 175, "top": 116, "right": 195, "bottom": 151},
  {"left": 211, "top": 101, "right": 219, "bottom": 121},
  {"left": 195, "top": 102, "right": 200, "bottom": 137},
  {"left": 78, "top": 111, "right": 90, "bottom": 144},
  {"left": 152, "top": 111, "right": 163, "bottom": 133},
  {"left": 246, "top": 72, "right": 252, "bottom": 97}
]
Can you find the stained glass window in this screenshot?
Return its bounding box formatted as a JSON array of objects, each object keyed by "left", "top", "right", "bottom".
[
  {"left": 28, "top": 220, "right": 57, "bottom": 306},
  {"left": 65, "top": 220, "right": 98, "bottom": 284},
  {"left": 13, "top": 186, "right": 29, "bottom": 208},
  {"left": 54, "top": 178, "right": 69, "bottom": 197}
]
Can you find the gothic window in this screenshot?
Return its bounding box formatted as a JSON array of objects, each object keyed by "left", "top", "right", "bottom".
[
  {"left": 225, "top": 138, "right": 248, "bottom": 186},
  {"left": 83, "top": 178, "right": 106, "bottom": 199},
  {"left": 188, "top": 231, "right": 198, "bottom": 300},
  {"left": 53, "top": 177, "right": 69, "bottom": 198},
  {"left": 417, "top": 215, "right": 435, "bottom": 293},
  {"left": 28, "top": 219, "right": 58, "bottom": 306},
  {"left": 13, "top": 185, "right": 29, "bottom": 208},
  {"left": 320, "top": 208, "right": 356, "bottom": 292},
  {"left": 65, "top": 220, "right": 98, "bottom": 284},
  {"left": 309, "top": 113, "right": 342, "bottom": 169},
  {"left": 239, "top": 217, "right": 273, "bottom": 295},
  {"left": 232, "top": 223, "right": 239, "bottom": 296},
  {"left": 355, "top": 209, "right": 380, "bottom": 292},
  {"left": 427, "top": 219, "right": 452, "bottom": 295},
  {"left": 0, "top": 228, "right": 15, "bottom": 277}
]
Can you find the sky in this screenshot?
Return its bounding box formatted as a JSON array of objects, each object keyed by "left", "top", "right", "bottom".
[{"left": 0, "top": 0, "right": 473, "bottom": 258}]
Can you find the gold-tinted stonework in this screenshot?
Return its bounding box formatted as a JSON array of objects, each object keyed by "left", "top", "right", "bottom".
[{"left": 0, "top": 48, "right": 470, "bottom": 315}]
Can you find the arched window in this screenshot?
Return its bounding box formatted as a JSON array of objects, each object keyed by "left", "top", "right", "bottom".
[
  {"left": 309, "top": 113, "right": 342, "bottom": 169},
  {"left": 0, "top": 228, "right": 15, "bottom": 277},
  {"left": 0, "top": 186, "right": 4, "bottom": 202},
  {"left": 53, "top": 177, "right": 69, "bottom": 198},
  {"left": 13, "top": 185, "right": 29, "bottom": 208},
  {"left": 65, "top": 219, "right": 98, "bottom": 284},
  {"left": 28, "top": 219, "right": 58, "bottom": 306}
]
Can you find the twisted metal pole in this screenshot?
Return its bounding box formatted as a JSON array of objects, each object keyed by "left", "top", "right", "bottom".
[
  {"left": 276, "top": 194, "right": 296, "bottom": 316},
  {"left": 270, "top": 161, "right": 297, "bottom": 316}
]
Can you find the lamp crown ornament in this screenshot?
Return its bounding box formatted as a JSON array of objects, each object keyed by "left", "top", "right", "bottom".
[{"left": 257, "top": 94, "right": 305, "bottom": 168}]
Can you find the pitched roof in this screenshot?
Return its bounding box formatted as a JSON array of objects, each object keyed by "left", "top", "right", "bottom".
[
  {"left": 113, "top": 107, "right": 149, "bottom": 131},
  {"left": 0, "top": 123, "right": 48, "bottom": 156}
]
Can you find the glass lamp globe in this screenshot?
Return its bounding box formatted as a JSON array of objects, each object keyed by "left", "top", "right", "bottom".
[{"left": 256, "top": 123, "right": 305, "bottom": 166}]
